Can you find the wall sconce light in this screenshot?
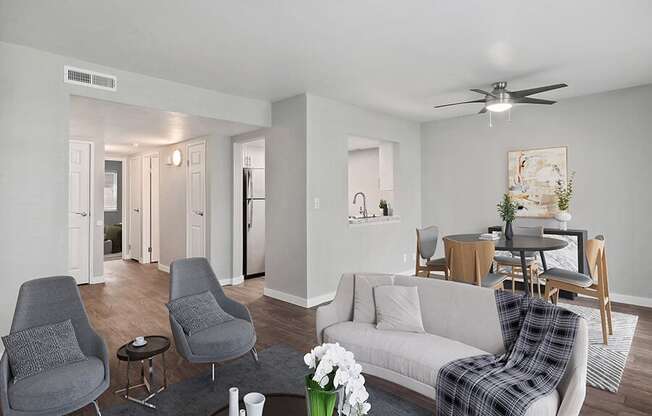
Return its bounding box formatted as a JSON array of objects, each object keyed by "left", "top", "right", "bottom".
[{"left": 171, "top": 149, "right": 183, "bottom": 167}]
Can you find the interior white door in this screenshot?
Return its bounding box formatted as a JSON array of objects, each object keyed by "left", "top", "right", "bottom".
[
  {"left": 69, "top": 141, "right": 91, "bottom": 285},
  {"left": 129, "top": 156, "right": 142, "bottom": 261},
  {"left": 187, "top": 142, "right": 206, "bottom": 258},
  {"left": 141, "top": 154, "right": 160, "bottom": 264}
]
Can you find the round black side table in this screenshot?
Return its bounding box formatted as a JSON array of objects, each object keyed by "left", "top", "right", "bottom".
[{"left": 115, "top": 335, "right": 170, "bottom": 409}]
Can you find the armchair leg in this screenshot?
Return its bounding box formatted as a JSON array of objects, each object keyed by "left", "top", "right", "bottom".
[
  {"left": 251, "top": 347, "right": 259, "bottom": 364},
  {"left": 92, "top": 400, "right": 102, "bottom": 416}
]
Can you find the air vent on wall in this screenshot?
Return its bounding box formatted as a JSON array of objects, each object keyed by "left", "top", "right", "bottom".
[{"left": 64, "top": 66, "right": 117, "bottom": 91}]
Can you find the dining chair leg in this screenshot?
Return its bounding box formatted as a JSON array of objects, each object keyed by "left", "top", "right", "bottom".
[
  {"left": 606, "top": 298, "right": 614, "bottom": 335},
  {"left": 544, "top": 284, "right": 551, "bottom": 302},
  {"left": 598, "top": 297, "right": 609, "bottom": 345}
]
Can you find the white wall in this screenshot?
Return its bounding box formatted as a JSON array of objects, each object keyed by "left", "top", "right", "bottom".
[
  {"left": 348, "top": 148, "right": 381, "bottom": 217},
  {"left": 265, "top": 96, "right": 308, "bottom": 301},
  {"left": 421, "top": 84, "right": 652, "bottom": 303},
  {"left": 158, "top": 144, "right": 187, "bottom": 269},
  {"left": 0, "top": 40, "right": 269, "bottom": 340},
  {"left": 306, "top": 94, "right": 421, "bottom": 301}
]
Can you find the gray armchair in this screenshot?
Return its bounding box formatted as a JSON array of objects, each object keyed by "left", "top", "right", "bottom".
[
  {"left": 0, "top": 276, "right": 109, "bottom": 416},
  {"left": 169, "top": 258, "right": 257, "bottom": 381}
]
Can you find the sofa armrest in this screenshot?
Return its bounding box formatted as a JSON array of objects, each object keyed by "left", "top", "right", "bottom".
[
  {"left": 557, "top": 317, "right": 588, "bottom": 416},
  {"left": 316, "top": 274, "right": 354, "bottom": 343},
  {"left": 169, "top": 315, "right": 195, "bottom": 361}
]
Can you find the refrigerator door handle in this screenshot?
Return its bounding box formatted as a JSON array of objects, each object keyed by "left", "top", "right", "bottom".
[{"left": 248, "top": 199, "right": 254, "bottom": 229}]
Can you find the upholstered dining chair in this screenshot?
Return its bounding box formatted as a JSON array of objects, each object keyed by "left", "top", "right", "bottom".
[
  {"left": 0, "top": 276, "right": 109, "bottom": 416},
  {"left": 543, "top": 235, "right": 613, "bottom": 344},
  {"left": 494, "top": 226, "right": 544, "bottom": 296},
  {"left": 443, "top": 237, "right": 507, "bottom": 289},
  {"left": 169, "top": 257, "right": 258, "bottom": 381},
  {"left": 415, "top": 226, "right": 448, "bottom": 278}
]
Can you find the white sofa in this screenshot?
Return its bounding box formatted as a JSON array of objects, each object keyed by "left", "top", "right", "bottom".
[{"left": 316, "top": 273, "right": 588, "bottom": 416}]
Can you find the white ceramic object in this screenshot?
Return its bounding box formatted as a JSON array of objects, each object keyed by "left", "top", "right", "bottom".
[
  {"left": 132, "top": 336, "right": 147, "bottom": 347},
  {"left": 555, "top": 211, "right": 572, "bottom": 230},
  {"left": 243, "top": 392, "right": 265, "bottom": 416},
  {"left": 229, "top": 387, "right": 239, "bottom": 416}
]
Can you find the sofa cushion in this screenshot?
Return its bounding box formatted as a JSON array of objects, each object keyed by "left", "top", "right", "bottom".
[
  {"left": 167, "top": 291, "right": 234, "bottom": 336},
  {"left": 324, "top": 321, "right": 560, "bottom": 416},
  {"left": 2, "top": 319, "right": 87, "bottom": 382},
  {"left": 8, "top": 356, "right": 104, "bottom": 411},
  {"left": 374, "top": 286, "right": 425, "bottom": 333},
  {"left": 353, "top": 274, "right": 394, "bottom": 324},
  {"left": 324, "top": 321, "right": 487, "bottom": 387},
  {"left": 187, "top": 318, "right": 255, "bottom": 357}
]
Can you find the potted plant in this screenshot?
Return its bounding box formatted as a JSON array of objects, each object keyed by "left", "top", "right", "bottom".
[
  {"left": 379, "top": 200, "right": 389, "bottom": 216},
  {"left": 304, "top": 343, "right": 371, "bottom": 416},
  {"left": 497, "top": 193, "right": 518, "bottom": 240},
  {"left": 554, "top": 172, "right": 575, "bottom": 230}
]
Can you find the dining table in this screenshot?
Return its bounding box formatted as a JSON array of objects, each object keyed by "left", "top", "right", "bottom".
[{"left": 444, "top": 234, "right": 569, "bottom": 294}]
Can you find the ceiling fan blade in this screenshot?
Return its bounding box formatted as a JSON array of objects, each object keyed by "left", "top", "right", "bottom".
[
  {"left": 510, "top": 83, "right": 568, "bottom": 97},
  {"left": 478, "top": 107, "right": 487, "bottom": 114},
  {"left": 470, "top": 88, "right": 497, "bottom": 98},
  {"left": 512, "top": 97, "right": 556, "bottom": 105},
  {"left": 434, "top": 99, "right": 486, "bottom": 109}
]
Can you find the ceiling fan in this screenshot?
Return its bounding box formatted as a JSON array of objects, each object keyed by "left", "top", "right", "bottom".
[{"left": 434, "top": 81, "right": 568, "bottom": 114}]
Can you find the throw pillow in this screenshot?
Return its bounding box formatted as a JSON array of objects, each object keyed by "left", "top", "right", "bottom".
[
  {"left": 374, "top": 285, "right": 426, "bottom": 333},
  {"left": 166, "top": 291, "right": 234, "bottom": 336},
  {"left": 1, "top": 319, "right": 87, "bottom": 382},
  {"left": 353, "top": 274, "right": 395, "bottom": 324}
]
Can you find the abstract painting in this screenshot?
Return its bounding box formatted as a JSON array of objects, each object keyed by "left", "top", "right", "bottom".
[{"left": 508, "top": 146, "right": 567, "bottom": 218}]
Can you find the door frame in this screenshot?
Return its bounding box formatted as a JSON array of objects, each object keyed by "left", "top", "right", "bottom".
[
  {"left": 186, "top": 139, "right": 207, "bottom": 258},
  {"left": 69, "top": 139, "right": 95, "bottom": 284},
  {"left": 105, "top": 155, "right": 129, "bottom": 260}
]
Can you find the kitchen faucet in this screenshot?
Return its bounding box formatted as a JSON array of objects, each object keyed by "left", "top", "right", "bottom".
[{"left": 353, "top": 192, "right": 368, "bottom": 218}]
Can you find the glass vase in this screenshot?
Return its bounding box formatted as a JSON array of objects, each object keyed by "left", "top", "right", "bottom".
[{"left": 305, "top": 378, "right": 343, "bottom": 416}]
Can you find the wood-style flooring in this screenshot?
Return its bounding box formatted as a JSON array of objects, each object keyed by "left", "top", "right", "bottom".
[{"left": 71, "top": 260, "right": 652, "bottom": 415}]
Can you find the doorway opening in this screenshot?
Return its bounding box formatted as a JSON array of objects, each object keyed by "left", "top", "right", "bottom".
[
  {"left": 233, "top": 138, "right": 266, "bottom": 280},
  {"left": 103, "top": 157, "right": 126, "bottom": 261}
]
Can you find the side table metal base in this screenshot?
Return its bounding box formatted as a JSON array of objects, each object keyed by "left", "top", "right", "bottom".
[{"left": 114, "top": 354, "right": 167, "bottom": 409}]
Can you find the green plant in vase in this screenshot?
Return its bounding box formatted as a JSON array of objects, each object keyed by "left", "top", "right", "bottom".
[
  {"left": 379, "top": 199, "right": 388, "bottom": 216},
  {"left": 497, "top": 193, "right": 518, "bottom": 240},
  {"left": 554, "top": 171, "right": 575, "bottom": 230}
]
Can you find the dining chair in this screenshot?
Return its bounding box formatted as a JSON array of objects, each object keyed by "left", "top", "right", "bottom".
[
  {"left": 542, "top": 235, "right": 613, "bottom": 344},
  {"left": 494, "top": 225, "right": 542, "bottom": 295},
  {"left": 415, "top": 226, "right": 448, "bottom": 278},
  {"left": 443, "top": 237, "right": 507, "bottom": 289}
]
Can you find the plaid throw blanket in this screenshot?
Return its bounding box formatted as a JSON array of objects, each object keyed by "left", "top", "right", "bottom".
[{"left": 436, "top": 291, "right": 580, "bottom": 416}]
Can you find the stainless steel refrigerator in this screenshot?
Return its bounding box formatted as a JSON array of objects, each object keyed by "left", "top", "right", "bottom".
[{"left": 243, "top": 167, "right": 265, "bottom": 277}]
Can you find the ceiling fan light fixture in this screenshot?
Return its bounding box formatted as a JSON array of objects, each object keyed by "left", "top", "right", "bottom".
[{"left": 486, "top": 101, "right": 512, "bottom": 113}]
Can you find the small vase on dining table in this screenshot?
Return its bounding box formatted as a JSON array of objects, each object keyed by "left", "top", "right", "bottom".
[{"left": 504, "top": 221, "right": 514, "bottom": 240}]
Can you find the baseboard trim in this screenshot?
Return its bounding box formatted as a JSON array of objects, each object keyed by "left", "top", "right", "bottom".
[
  {"left": 219, "top": 275, "right": 245, "bottom": 286},
  {"left": 307, "top": 291, "right": 336, "bottom": 308},
  {"left": 90, "top": 275, "right": 104, "bottom": 284},
  {"left": 263, "top": 288, "right": 309, "bottom": 307},
  {"left": 598, "top": 292, "right": 652, "bottom": 309},
  {"left": 158, "top": 264, "right": 170, "bottom": 273}
]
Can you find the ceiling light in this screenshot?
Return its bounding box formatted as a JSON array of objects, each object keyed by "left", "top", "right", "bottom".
[
  {"left": 132, "top": 143, "right": 139, "bottom": 147},
  {"left": 486, "top": 102, "right": 512, "bottom": 113}
]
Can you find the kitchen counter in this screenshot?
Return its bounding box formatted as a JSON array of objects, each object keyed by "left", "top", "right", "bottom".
[{"left": 348, "top": 215, "right": 400, "bottom": 226}]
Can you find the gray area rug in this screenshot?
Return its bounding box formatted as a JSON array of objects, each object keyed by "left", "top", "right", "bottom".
[
  {"left": 104, "top": 344, "right": 432, "bottom": 415},
  {"left": 560, "top": 303, "right": 638, "bottom": 393}
]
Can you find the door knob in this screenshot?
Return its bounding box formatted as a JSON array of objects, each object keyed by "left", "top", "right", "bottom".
[
  {"left": 73, "top": 211, "right": 88, "bottom": 217},
  {"left": 134, "top": 208, "right": 140, "bottom": 213},
  {"left": 194, "top": 210, "right": 204, "bottom": 216}
]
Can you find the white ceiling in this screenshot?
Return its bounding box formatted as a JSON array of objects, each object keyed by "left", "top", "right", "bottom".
[
  {"left": 3, "top": 1, "right": 652, "bottom": 121},
  {"left": 70, "top": 96, "right": 258, "bottom": 155}
]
